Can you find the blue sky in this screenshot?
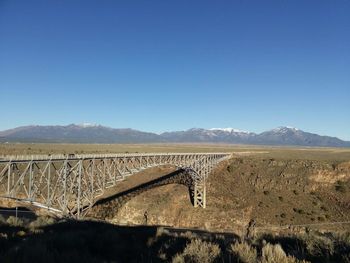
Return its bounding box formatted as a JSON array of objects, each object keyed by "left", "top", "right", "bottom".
[{"left": 0, "top": 0, "right": 349, "bottom": 140}]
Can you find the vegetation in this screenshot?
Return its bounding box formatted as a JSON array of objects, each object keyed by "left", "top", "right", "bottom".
[
  {"left": 335, "top": 180, "right": 348, "bottom": 193},
  {"left": 172, "top": 238, "right": 221, "bottom": 263},
  {"left": 230, "top": 241, "right": 257, "bottom": 263},
  {"left": 0, "top": 218, "right": 349, "bottom": 262},
  {"left": 6, "top": 216, "right": 23, "bottom": 227},
  {"left": 260, "top": 243, "right": 308, "bottom": 263}
]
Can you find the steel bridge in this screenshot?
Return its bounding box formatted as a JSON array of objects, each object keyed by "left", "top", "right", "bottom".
[{"left": 0, "top": 152, "right": 230, "bottom": 218}]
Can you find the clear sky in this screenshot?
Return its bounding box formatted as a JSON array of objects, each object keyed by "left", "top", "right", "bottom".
[{"left": 0, "top": 0, "right": 349, "bottom": 140}]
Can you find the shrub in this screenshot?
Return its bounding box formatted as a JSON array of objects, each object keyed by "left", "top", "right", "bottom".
[
  {"left": 17, "top": 230, "right": 26, "bottom": 236},
  {"left": 335, "top": 181, "right": 347, "bottom": 193},
  {"left": 0, "top": 215, "right": 7, "bottom": 225},
  {"left": 317, "top": 216, "right": 325, "bottom": 222},
  {"left": 293, "top": 208, "right": 305, "bottom": 215},
  {"left": 337, "top": 232, "right": 350, "bottom": 245},
  {"left": 179, "top": 231, "right": 197, "bottom": 239},
  {"left": 156, "top": 226, "right": 169, "bottom": 238},
  {"left": 29, "top": 216, "right": 55, "bottom": 229},
  {"left": 227, "top": 165, "right": 235, "bottom": 173},
  {"left": 230, "top": 241, "right": 257, "bottom": 263},
  {"left": 172, "top": 238, "right": 221, "bottom": 263},
  {"left": 172, "top": 254, "right": 185, "bottom": 263},
  {"left": 260, "top": 243, "right": 308, "bottom": 263},
  {"left": 261, "top": 243, "right": 287, "bottom": 263},
  {"left": 302, "top": 233, "right": 334, "bottom": 257},
  {"left": 320, "top": 206, "right": 328, "bottom": 212},
  {"left": 6, "top": 216, "right": 23, "bottom": 227},
  {"left": 278, "top": 196, "right": 284, "bottom": 201},
  {"left": 263, "top": 191, "right": 270, "bottom": 195}
]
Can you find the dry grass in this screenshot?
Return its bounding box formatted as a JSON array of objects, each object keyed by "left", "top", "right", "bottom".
[
  {"left": 29, "top": 216, "right": 56, "bottom": 229},
  {"left": 6, "top": 216, "right": 24, "bottom": 227},
  {"left": 230, "top": 241, "right": 257, "bottom": 263},
  {"left": 172, "top": 238, "right": 221, "bottom": 263},
  {"left": 261, "top": 243, "right": 309, "bottom": 263}
]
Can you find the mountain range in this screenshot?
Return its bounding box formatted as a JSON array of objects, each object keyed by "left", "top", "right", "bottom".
[{"left": 0, "top": 124, "right": 349, "bottom": 147}]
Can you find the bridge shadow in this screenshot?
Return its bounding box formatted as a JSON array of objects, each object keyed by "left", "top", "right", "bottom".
[
  {"left": 0, "top": 219, "right": 240, "bottom": 262},
  {"left": 0, "top": 219, "right": 347, "bottom": 262},
  {"left": 93, "top": 168, "right": 195, "bottom": 207},
  {"left": 0, "top": 206, "right": 37, "bottom": 220}
]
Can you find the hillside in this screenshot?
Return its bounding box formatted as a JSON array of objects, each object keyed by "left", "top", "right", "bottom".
[{"left": 90, "top": 157, "right": 350, "bottom": 233}]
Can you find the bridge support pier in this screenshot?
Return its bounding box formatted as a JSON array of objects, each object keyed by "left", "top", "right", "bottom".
[{"left": 194, "top": 182, "right": 206, "bottom": 208}]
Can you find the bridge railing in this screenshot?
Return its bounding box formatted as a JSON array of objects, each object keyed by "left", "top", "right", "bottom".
[{"left": 0, "top": 152, "right": 231, "bottom": 162}]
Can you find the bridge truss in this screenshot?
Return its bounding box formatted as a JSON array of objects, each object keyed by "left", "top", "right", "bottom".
[{"left": 0, "top": 153, "right": 230, "bottom": 218}]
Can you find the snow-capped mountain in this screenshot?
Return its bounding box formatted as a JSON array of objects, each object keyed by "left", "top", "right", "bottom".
[
  {"left": 270, "top": 126, "right": 299, "bottom": 133},
  {"left": 160, "top": 127, "right": 256, "bottom": 143},
  {"left": 77, "top": 123, "right": 99, "bottom": 128},
  {"left": 0, "top": 125, "right": 349, "bottom": 147},
  {"left": 209, "top": 128, "right": 252, "bottom": 134},
  {"left": 253, "top": 126, "right": 348, "bottom": 147}
]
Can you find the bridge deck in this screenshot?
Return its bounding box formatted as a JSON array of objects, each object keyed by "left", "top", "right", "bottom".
[{"left": 0, "top": 152, "right": 230, "bottom": 162}]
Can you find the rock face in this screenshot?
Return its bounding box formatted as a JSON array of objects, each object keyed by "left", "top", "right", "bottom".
[
  {"left": 89, "top": 157, "right": 350, "bottom": 232},
  {"left": 1, "top": 125, "right": 349, "bottom": 147}
]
